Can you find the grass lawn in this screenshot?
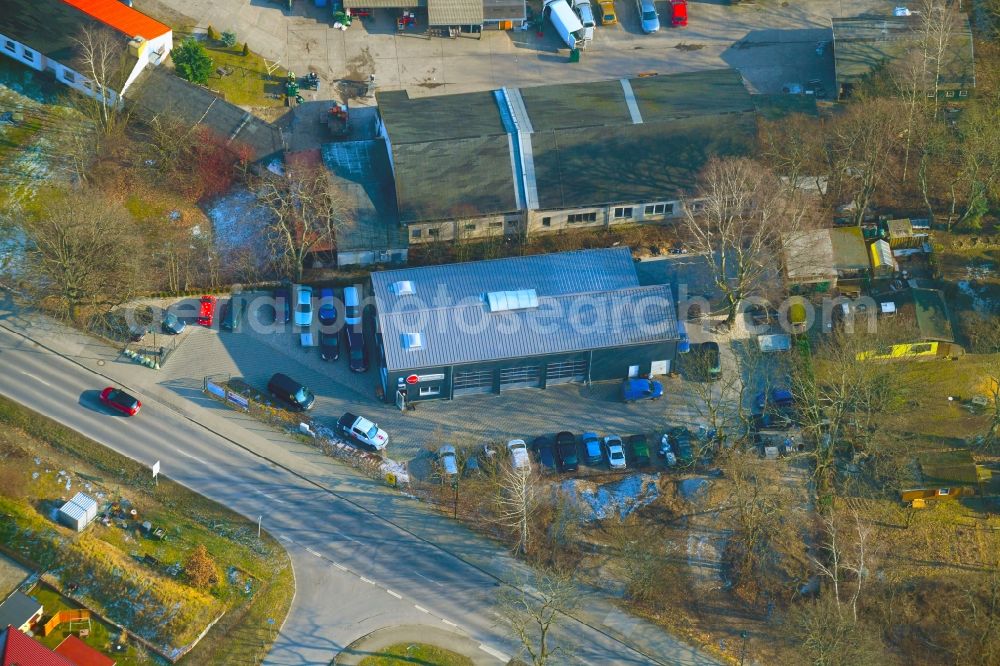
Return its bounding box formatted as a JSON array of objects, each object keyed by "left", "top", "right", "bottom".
[
  {"left": 31, "top": 582, "right": 163, "bottom": 665},
  {"left": 0, "top": 395, "right": 293, "bottom": 664},
  {"left": 174, "top": 34, "right": 288, "bottom": 107},
  {"left": 357, "top": 643, "right": 475, "bottom": 666}
]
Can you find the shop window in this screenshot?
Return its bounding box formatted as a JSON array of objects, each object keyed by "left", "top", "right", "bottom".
[{"left": 419, "top": 385, "right": 441, "bottom": 397}]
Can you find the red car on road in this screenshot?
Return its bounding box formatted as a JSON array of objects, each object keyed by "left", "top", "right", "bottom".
[
  {"left": 671, "top": 0, "right": 687, "bottom": 26},
  {"left": 100, "top": 387, "right": 141, "bottom": 416},
  {"left": 197, "top": 295, "right": 217, "bottom": 327}
]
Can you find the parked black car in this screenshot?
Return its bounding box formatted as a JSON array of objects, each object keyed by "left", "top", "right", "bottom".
[
  {"left": 554, "top": 431, "right": 578, "bottom": 472},
  {"left": 668, "top": 426, "right": 694, "bottom": 464},
  {"left": 274, "top": 286, "right": 291, "bottom": 325},
  {"left": 220, "top": 295, "right": 247, "bottom": 331},
  {"left": 627, "top": 434, "right": 651, "bottom": 466},
  {"left": 532, "top": 436, "right": 557, "bottom": 473},
  {"left": 160, "top": 311, "right": 186, "bottom": 335},
  {"left": 345, "top": 325, "right": 368, "bottom": 372},
  {"left": 319, "top": 330, "right": 340, "bottom": 361}
]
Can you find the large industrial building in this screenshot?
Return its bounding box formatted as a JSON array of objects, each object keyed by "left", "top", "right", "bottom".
[{"left": 371, "top": 247, "right": 679, "bottom": 403}]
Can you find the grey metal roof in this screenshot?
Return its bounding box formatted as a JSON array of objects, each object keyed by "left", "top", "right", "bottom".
[
  {"left": 483, "top": 0, "right": 526, "bottom": 20},
  {"left": 379, "top": 285, "right": 677, "bottom": 371},
  {"left": 373, "top": 248, "right": 677, "bottom": 371},
  {"left": 0, "top": 592, "right": 42, "bottom": 629},
  {"left": 373, "top": 246, "right": 637, "bottom": 310},
  {"left": 377, "top": 89, "right": 506, "bottom": 144},
  {"left": 428, "top": 0, "right": 484, "bottom": 25}
]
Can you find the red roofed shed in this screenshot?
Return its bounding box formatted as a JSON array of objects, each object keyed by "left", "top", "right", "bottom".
[
  {"left": 60, "top": 0, "right": 171, "bottom": 39},
  {"left": 0, "top": 625, "right": 76, "bottom": 666},
  {"left": 54, "top": 634, "right": 116, "bottom": 666}
]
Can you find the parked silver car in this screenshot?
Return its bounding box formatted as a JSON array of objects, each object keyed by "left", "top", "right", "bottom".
[{"left": 636, "top": 0, "right": 659, "bottom": 33}]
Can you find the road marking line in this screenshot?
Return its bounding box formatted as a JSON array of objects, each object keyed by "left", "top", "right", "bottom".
[
  {"left": 20, "top": 371, "right": 51, "bottom": 387},
  {"left": 359, "top": 576, "right": 375, "bottom": 584},
  {"left": 414, "top": 605, "right": 429, "bottom": 614},
  {"left": 442, "top": 619, "right": 457, "bottom": 627},
  {"left": 305, "top": 547, "right": 321, "bottom": 557},
  {"left": 333, "top": 562, "right": 347, "bottom": 571},
  {"left": 479, "top": 644, "right": 511, "bottom": 662},
  {"left": 279, "top": 535, "right": 292, "bottom": 542},
  {"left": 386, "top": 590, "right": 402, "bottom": 599},
  {"left": 412, "top": 570, "right": 443, "bottom": 586}
]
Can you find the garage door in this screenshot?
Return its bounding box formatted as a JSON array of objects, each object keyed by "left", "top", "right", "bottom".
[
  {"left": 499, "top": 365, "right": 541, "bottom": 390},
  {"left": 545, "top": 359, "right": 588, "bottom": 385},
  {"left": 453, "top": 369, "right": 494, "bottom": 396}
]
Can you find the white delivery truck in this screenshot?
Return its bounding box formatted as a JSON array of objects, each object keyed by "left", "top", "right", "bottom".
[{"left": 546, "top": 0, "right": 586, "bottom": 49}]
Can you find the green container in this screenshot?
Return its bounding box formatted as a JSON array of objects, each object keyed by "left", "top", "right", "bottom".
[{"left": 569, "top": 48, "right": 580, "bottom": 63}]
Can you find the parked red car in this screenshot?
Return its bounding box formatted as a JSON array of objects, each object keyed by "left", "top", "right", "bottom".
[
  {"left": 197, "top": 295, "right": 217, "bottom": 327},
  {"left": 100, "top": 387, "right": 141, "bottom": 416},
  {"left": 671, "top": 0, "right": 687, "bottom": 26}
]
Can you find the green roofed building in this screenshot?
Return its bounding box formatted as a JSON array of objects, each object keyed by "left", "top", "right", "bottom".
[
  {"left": 831, "top": 15, "right": 975, "bottom": 100},
  {"left": 376, "top": 69, "right": 759, "bottom": 244}
]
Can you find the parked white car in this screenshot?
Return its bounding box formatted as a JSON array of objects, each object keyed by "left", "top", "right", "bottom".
[
  {"left": 603, "top": 435, "right": 627, "bottom": 469},
  {"left": 506, "top": 439, "right": 531, "bottom": 472},
  {"left": 295, "top": 285, "right": 313, "bottom": 327},
  {"left": 438, "top": 445, "right": 459, "bottom": 477}
]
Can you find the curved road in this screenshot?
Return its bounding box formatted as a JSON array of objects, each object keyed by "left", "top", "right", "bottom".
[{"left": 0, "top": 323, "right": 720, "bottom": 665}]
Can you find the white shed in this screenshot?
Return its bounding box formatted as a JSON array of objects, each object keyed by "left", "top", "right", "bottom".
[{"left": 58, "top": 492, "right": 98, "bottom": 532}]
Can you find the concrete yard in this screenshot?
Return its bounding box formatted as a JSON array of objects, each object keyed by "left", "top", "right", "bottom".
[{"left": 135, "top": 0, "right": 891, "bottom": 103}]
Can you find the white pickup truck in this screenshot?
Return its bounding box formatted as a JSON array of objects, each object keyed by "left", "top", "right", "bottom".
[{"left": 336, "top": 412, "right": 389, "bottom": 450}]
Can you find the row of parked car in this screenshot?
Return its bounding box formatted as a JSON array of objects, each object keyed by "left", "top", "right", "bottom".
[{"left": 271, "top": 284, "right": 370, "bottom": 372}]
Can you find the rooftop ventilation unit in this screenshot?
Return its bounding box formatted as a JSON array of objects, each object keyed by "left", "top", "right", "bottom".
[
  {"left": 391, "top": 280, "right": 416, "bottom": 296},
  {"left": 485, "top": 289, "right": 539, "bottom": 313},
  {"left": 401, "top": 332, "right": 423, "bottom": 349}
]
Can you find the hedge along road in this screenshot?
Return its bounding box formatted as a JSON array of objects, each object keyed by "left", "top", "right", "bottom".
[{"left": 0, "top": 320, "right": 721, "bottom": 666}]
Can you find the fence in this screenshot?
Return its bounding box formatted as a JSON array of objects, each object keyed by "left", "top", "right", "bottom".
[
  {"left": 41, "top": 609, "right": 91, "bottom": 636},
  {"left": 202, "top": 375, "right": 409, "bottom": 485}
]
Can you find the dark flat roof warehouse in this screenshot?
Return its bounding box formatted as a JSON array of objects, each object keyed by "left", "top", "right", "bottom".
[
  {"left": 372, "top": 248, "right": 679, "bottom": 371},
  {"left": 376, "top": 69, "right": 757, "bottom": 223}
]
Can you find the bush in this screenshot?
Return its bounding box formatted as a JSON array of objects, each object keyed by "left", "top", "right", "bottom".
[
  {"left": 221, "top": 30, "right": 237, "bottom": 48},
  {"left": 185, "top": 543, "right": 221, "bottom": 589},
  {"left": 242, "top": 42, "right": 250, "bottom": 56},
  {"left": 173, "top": 38, "right": 214, "bottom": 85},
  {"left": 207, "top": 25, "right": 219, "bottom": 41}
]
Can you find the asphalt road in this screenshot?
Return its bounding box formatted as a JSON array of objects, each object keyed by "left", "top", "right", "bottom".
[{"left": 0, "top": 324, "right": 720, "bottom": 665}]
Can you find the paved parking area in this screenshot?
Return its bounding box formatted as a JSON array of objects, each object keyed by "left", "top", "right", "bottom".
[
  {"left": 155, "top": 268, "right": 729, "bottom": 461},
  {"left": 137, "top": 0, "right": 889, "bottom": 103}
]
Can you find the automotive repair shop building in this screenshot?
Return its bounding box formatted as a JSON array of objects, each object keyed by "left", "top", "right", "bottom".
[{"left": 372, "top": 247, "right": 679, "bottom": 403}]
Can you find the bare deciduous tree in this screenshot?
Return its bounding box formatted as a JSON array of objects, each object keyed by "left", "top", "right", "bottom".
[
  {"left": 811, "top": 508, "right": 877, "bottom": 623},
  {"left": 71, "top": 26, "right": 135, "bottom": 137},
  {"left": 19, "top": 189, "right": 142, "bottom": 320},
  {"left": 828, "top": 98, "right": 900, "bottom": 227},
  {"left": 725, "top": 450, "right": 782, "bottom": 582},
  {"left": 496, "top": 464, "right": 537, "bottom": 555},
  {"left": 680, "top": 157, "right": 813, "bottom": 326},
  {"left": 496, "top": 570, "right": 577, "bottom": 666},
  {"left": 254, "top": 161, "right": 354, "bottom": 282}
]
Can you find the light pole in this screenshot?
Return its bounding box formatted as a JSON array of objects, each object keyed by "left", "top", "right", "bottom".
[
  {"left": 739, "top": 630, "right": 749, "bottom": 666},
  {"left": 257, "top": 515, "right": 262, "bottom": 540}
]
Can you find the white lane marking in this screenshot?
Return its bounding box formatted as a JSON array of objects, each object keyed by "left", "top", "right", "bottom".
[
  {"left": 305, "top": 547, "right": 321, "bottom": 558},
  {"left": 359, "top": 576, "right": 375, "bottom": 584},
  {"left": 333, "top": 562, "right": 347, "bottom": 571},
  {"left": 174, "top": 448, "right": 209, "bottom": 465},
  {"left": 279, "top": 535, "right": 291, "bottom": 542},
  {"left": 411, "top": 570, "right": 443, "bottom": 586},
  {"left": 255, "top": 489, "right": 274, "bottom": 500},
  {"left": 441, "top": 619, "right": 457, "bottom": 627},
  {"left": 386, "top": 589, "right": 402, "bottom": 599},
  {"left": 479, "top": 644, "right": 512, "bottom": 662},
  {"left": 414, "top": 605, "right": 429, "bottom": 614},
  {"left": 20, "top": 371, "right": 51, "bottom": 387}
]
